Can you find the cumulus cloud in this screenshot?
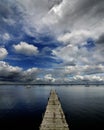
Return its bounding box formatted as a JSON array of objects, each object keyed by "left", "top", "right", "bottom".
[
  {"left": 64, "top": 65, "right": 104, "bottom": 75},
  {"left": 74, "top": 75, "right": 104, "bottom": 82},
  {"left": 0, "top": 61, "right": 103, "bottom": 83},
  {"left": 22, "top": 68, "right": 39, "bottom": 82},
  {"left": 0, "top": 48, "right": 8, "bottom": 60},
  {"left": 53, "top": 33, "right": 104, "bottom": 65},
  {"left": 53, "top": 43, "right": 96, "bottom": 65},
  {"left": 0, "top": 61, "right": 22, "bottom": 76},
  {"left": 0, "top": 61, "right": 39, "bottom": 82},
  {"left": 0, "top": 61, "right": 22, "bottom": 82},
  {"left": 44, "top": 74, "right": 55, "bottom": 82},
  {"left": 57, "top": 30, "right": 95, "bottom": 45},
  {"left": 13, "top": 42, "right": 39, "bottom": 56}
]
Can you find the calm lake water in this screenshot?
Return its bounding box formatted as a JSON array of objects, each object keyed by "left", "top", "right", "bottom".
[{"left": 0, "top": 85, "right": 104, "bottom": 130}]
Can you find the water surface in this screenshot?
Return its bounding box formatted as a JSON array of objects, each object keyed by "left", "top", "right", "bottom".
[{"left": 0, "top": 85, "right": 104, "bottom": 130}]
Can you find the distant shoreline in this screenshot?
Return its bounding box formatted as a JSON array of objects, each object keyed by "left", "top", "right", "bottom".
[{"left": 0, "top": 83, "right": 104, "bottom": 85}]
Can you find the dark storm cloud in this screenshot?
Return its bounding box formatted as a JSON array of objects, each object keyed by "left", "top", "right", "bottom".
[
  {"left": 0, "top": 0, "right": 27, "bottom": 44},
  {"left": 72, "top": 0, "right": 104, "bottom": 27},
  {"left": 76, "top": 0, "right": 104, "bottom": 15},
  {"left": 44, "top": 0, "right": 104, "bottom": 33},
  {"left": 0, "top": 1, "right": 17, "bottom": 24},
  {"left": 0, "top": 61, "right": 40, "bottom": 83},
  {"left": 96, "top": 34, "right": 104, "bottom": 44},
  {"left": 48, "top": 0, "right": 62, "bottom": 9}
]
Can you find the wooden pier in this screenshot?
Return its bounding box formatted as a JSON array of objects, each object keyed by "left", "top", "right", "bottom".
[{"left": 40, "top": 90, "right": 69, "bottom": 130}]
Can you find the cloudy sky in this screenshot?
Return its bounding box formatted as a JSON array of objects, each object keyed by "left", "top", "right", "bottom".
[{"left": 0, "top": 0, "right": 104, "bottom": 83}]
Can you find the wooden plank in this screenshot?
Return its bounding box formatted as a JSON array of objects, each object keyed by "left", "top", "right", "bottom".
[{"left": 40, "top": 90, "right": 69, "bottom": 130}]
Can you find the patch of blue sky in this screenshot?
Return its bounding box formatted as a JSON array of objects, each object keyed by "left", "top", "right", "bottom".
[
  {"left": 4, "top": 55, "right": 62, "bottom": 69},
  {"left": 84, "top": 38, "right": 96, "bottom": 50},
  {"left": 78, "top": 38, "right": 95, "bottom": 51},
  {"left": 3, "top": 25, "right": 62, "bottom": 69}
]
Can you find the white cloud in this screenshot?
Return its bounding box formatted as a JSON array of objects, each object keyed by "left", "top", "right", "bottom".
[
  {"left": 42, "top": 0, "right": 104, "bottom": 34},
  {"left": 15, "top": 0, "right": 49, "bottom": 34},
  {"left": 13, "top": 42, "right": 39, "bottom": 56},
  {"left": 44, "top": 74, "right": 55, "bottom": 82},
  {"left": 24, "top": 68, "right": 39, "bottom": 78},
  {"left": 52, "top": 43, "right": 95, "bottom": 65},
  {"left": 0, "top": 48, "right": 8, "bottom": 60},
  {"left": 53, "top": 36, "right": 104, "bottom": 66},
  {"left": 3, "top": 33, "right": 10, "bottom": 41},
  {"left": 74, "top": 75, "right": 104, "bottom": 82},
  {"left": 0, "top": 61, "right": 39, "bottom": 82},
  {"left": 0, "top": 61, "right": 103, "bottom": 83},
  {"left": 65, "top": 65, "right": 104, "bottom": 75},
  {"left": 0, "top": 61, "right": 22, "bottom": 77},
  {"left": 41, "top": 0, "right": 104, "bottom": 66},
  {"left": 3, "top": 17, "right": 16, "bottom": 25},
  {"left": 57, "top": 30, "right": 96, "bottom": 45},
  {"left": 22, "top": 67, "right": 39, "bottom": 82},
  {"left": 5, "top": 0, "right": 104, "bottom": 38}
]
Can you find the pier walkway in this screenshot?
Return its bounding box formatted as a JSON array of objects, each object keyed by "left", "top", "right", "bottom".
[{"left": 40, "top": 90, "right": 69, "bottom": 130}]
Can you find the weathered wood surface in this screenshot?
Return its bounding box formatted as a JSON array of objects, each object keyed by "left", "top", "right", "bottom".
[{"left": 40, "top": 90, "right": 69, "bottom": 130}]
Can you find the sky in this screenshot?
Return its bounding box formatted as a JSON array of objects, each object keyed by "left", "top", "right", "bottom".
[{"left": 0, "top": 0, "right": 104, "bottom": 83}]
